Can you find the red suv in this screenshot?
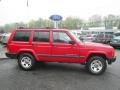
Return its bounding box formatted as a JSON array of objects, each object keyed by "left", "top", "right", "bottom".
[{"left": 6, "top": 28, "right": 116, "bottom": 75}]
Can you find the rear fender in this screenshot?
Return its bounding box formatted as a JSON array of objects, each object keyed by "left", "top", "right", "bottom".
[{"left": 17, "top": 49, "right": 39, "bottom": 60}]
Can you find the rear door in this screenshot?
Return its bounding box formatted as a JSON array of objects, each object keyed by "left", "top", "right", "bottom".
[{"left": 32, "top": 30, "right": 52, "bottom": 61}]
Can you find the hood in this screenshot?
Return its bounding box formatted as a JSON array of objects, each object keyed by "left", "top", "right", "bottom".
[
  {"left": 79, "top": 42, "right": 115, "bottom": 58},
  {"left": 84, "top": 42, "right": 113, "bottom": 49}
]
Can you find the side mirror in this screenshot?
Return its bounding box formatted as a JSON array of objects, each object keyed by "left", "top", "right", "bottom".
[
  {"left": 79, "top": 37, "right": 84, "bottom": 41},
  {"left": 69, "top": 41, "right": 75, "bottom": 44}
]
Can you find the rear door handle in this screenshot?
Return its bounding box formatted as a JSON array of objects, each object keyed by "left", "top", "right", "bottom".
[
  {"left": 52, "top": 44, "right": 57, "bottom": 47},
  {"left": 32, "top": 43, "right": 36, "bottom": 46}
]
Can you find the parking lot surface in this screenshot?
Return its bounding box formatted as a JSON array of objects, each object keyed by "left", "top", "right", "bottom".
[
  {"left": 0, "top": 48, "right": 120, "bottom": 90},
  {"left": 0, "top": 44, "right": 7, "bottom": 59}
]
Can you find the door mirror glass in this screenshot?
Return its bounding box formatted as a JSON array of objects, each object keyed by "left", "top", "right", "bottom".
[{"left": 69, "top": 41, "right": 75, "bottom": 44}]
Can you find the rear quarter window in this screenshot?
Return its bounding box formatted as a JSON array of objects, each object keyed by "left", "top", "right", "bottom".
[{"left": 13, "top": 31, "right": 30, "bottom": 42}]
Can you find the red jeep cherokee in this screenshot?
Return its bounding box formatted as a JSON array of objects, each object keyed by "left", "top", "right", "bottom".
[{"left": 6, "top": 28, "right": 116, "bottom": 75}]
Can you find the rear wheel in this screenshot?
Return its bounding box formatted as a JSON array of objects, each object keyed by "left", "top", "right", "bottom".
[
  {"left": 18, "top": 53, "right": 36, "bottom": 70},
  {"left": 86, "top": 56, "right": 107, "bottom": 75}
]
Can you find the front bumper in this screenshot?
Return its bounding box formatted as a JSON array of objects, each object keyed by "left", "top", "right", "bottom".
[
  {"left": 6, "top": 53, "right": 17, "bottom": 59},
  {"left": 107, "top": 56, "right": 116, "bottom": 64}
]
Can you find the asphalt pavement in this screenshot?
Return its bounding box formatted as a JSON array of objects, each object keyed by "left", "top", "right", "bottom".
[{"left": 0, "top": 49, "right": 120, "bottom": 90}]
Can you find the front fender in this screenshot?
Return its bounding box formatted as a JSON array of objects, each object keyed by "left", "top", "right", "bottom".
[{"left": 86, "top": 51, "right": 108, "bottom": 60}]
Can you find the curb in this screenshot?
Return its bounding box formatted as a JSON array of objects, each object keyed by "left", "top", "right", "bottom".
[
  {"left": 0, "top": 58, "right": 9, "bottom": 60},
  {"left": 0, "top": 44, "right": 7, "bottom": 60}
]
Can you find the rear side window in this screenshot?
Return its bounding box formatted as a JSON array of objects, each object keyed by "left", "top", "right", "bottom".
[
  {"left": 13, "top": 31, "right": 30, "bottom": 42},
  {"left": 33, "top": 31, "right": 49, "bottom": 42}
]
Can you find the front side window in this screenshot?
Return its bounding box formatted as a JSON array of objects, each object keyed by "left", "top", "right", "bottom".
[
  {"left": 13, "top": 31, "right": 30, "bottom": 42},
  {"left": 53, "top": 32, "right": 72, "bottom": 43},
  {"left": 33, "top": 31, "right": 49, "bottom": 42}
]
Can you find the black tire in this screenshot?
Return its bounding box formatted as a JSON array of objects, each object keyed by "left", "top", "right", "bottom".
[
  {"left": 18, "top": 53, "right": 36, "bottom": 70},
  {"left": 86, "top": 56, "right": 107, "bottom": 75}
]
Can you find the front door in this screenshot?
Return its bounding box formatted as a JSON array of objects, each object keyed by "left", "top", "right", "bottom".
[{"left": 51, "top": 31, "right": 80, "bottom": 63}]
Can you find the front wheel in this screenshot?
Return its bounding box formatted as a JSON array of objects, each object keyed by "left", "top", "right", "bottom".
[
  {"left": 86, "top": 56, "right": 107, "bottom": 75},
  {"left": 18, "top": 53, "right": 36, "bottom": 70}
]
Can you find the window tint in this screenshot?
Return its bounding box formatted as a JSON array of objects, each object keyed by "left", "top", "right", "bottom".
[
  {"left": 53, "top": 32, "right": 72, "bottom": 43},
  {"left": 33, "top": 31, "right": 49, "bottom": 42},
  {"left": 13, "top": 31, "right": 30, "bottom": 41}
]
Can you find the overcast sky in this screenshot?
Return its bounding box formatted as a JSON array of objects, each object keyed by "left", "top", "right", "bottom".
[{"left": 0, "top": 0, "right": 120, "bottom": 25}]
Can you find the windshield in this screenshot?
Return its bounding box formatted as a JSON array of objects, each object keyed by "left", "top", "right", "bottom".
[{"left": 69, "top": 31, "right": 81, "bottom": 42}]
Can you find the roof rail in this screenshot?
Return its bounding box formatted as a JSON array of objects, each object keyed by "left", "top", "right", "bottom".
[
  {"left": 18, "top": 27, "right": 25, "bottom": 29},
  {"left": 17, "top": 27, "right": 55, "bottom": 29}
]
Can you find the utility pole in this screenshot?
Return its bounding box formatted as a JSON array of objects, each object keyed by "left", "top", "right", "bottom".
[
  {"left": 27, "top": 0, "right": 29, "bottom": 7},
  {"left": 27, "top": 0, "right": 29, "bottom": 28}
]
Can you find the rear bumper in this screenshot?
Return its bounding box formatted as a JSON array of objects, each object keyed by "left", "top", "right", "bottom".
[
  {"left": 6, "top": 53, "right": 17, "bottom": 59},
  {"left": 107, "top": 56, "right": 116, "bottom": 64}
]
